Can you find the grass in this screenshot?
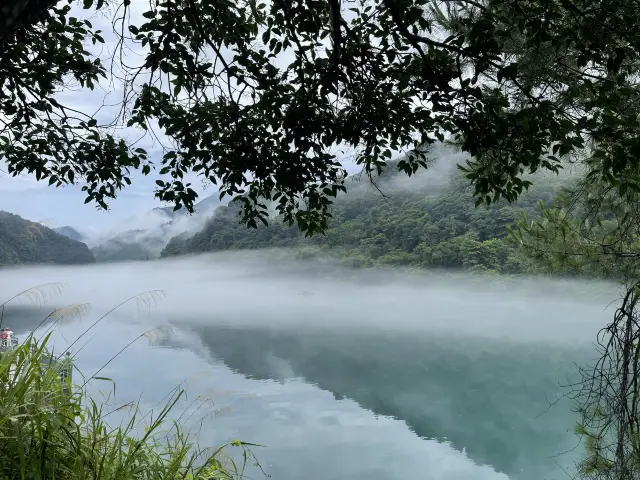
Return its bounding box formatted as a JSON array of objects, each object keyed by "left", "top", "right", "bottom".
[{"left": 0, "top": 284, "right": 261, "bottom": 480}]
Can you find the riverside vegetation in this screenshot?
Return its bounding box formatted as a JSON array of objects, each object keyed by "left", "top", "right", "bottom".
[
  {"left": 161, "top": 164, "right": 577, "bottom": 276},
  {"left": 0, "top": 285, "right": 259, "bottom": 480}
]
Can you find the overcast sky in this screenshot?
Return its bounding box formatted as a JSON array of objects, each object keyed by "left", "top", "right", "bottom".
[
  {"left": 0, "top": 156, "right": 361, "bottom": 234},
  {"left": 0, "top": 4, "right": 180, "bottom": 232},
  {"left": 0, "top": 167, "right": 196, "bottom": 232}
]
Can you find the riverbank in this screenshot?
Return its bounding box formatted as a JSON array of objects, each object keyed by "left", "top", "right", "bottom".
[{"left": 0, "top": 331, "right": 254, "bottom": 479}]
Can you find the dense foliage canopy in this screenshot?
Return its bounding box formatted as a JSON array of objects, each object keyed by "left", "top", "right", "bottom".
[{"left": 2, "top": 0, "right": 640, "bottom": 236}]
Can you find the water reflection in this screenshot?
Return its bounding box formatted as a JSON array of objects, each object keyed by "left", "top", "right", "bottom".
[
  {"left": 0, "top": 255, "right": 614, "bottom": 480},
  {"left": 16, "top": 315, "right": 512, "bottom": 480},
  {"left": 166, "top": 323, "right": 590, "bottom": 480}
]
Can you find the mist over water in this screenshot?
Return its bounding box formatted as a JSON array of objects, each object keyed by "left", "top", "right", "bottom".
[{"left": 0, "top": 252, "right": 620, "bottom": 480}]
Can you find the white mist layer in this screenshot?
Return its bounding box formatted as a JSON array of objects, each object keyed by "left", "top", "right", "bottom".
[
  {"left": 0, "top": 252, "right": 617, "bottom": 480},
  {"left": 56, "top": 142, "right": 472, "bottom": 246},
  {"left": 0, "top": 250, "right": 618, "bottom": 345}
]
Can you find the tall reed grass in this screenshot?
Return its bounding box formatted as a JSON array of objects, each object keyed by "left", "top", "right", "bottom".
[{"left": 0, "top": 283, "right": 260, "bottom": 480}]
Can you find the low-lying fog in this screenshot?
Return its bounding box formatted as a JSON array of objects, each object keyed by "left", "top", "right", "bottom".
[{"left": 0, "top": 251, "right": 620, "bottom": 480}]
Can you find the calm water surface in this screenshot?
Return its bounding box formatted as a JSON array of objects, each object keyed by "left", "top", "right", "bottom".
[{"left": 0, "top": 253, "right": 618, "bottom": 480}]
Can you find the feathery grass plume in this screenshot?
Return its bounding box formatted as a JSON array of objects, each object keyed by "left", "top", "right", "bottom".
[
  {"left": 39, "top": 303, "right": 92, "bottom": 333},
  {"left": 134, "top": 290, "right": 168, "bottom": 316},
  {"left": 142, "top": 325, "right": 175, "bottom": 347},
  {"left": 0, "top": 283, "right": 69, "bottom": 330},
  {"left": 66, "top": 290, "right": 167, "bottom": 355},
  {"left": 0, "top": 288, "right": 262, "bottom": 478},
  {"left": 1, "top": 282, "right": 68, "bottom": 308}
]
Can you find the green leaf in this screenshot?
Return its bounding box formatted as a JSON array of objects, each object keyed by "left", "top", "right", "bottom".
[{"left": 619, "top": 183, "right": 628, "bottom": 196}]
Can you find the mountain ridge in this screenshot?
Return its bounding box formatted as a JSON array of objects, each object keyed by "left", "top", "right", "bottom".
[
  {"left": 54, "top": 191, "right": 227, "bottom": 263},
  {"left": 0, "top": 211, "right": 95, "bottom": 265}
]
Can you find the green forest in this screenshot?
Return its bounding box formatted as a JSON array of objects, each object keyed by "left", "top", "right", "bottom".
[
  {"left": 1, "top": 161, "right": 604, "bottom": 281},
  {"left": 161, "top": 165, "right": 573, "bottom": 276},
  {"left": 0, "top": 211, "right": 95, "bottom": 266}
]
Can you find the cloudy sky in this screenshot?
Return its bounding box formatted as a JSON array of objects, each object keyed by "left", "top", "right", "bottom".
[
  {"left": 0, "top": 2, "right": 372, "bottom": 234},
  {"left": 0, "top": 4, "right": 182, "bottom": 232},
  {"left": 0, "top": 154, "right": 359, "bottom": 234},
  {"left": 0, "top": 165, "right": 202, "bottom": 233}
]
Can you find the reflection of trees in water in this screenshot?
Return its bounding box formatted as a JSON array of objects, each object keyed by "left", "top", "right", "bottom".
[
  {"left": 170, "top": 324, "right": 590, "bottom": 480},
  {"left": 1, "top": 306, "right": 57, "bottom": 334}
]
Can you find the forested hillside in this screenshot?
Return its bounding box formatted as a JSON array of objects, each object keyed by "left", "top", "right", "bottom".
[
  {"left": 53, "top": 226, "right": 85, "bottom": 243},
  {"left": 92, "top": 236, "right": 154, "bottom": 263},
  {"left": 161, "top": 168, "right": 572, "bottom": 274},
  {"left": 0, "top": 212, "right": 96, "bottom": 265}
]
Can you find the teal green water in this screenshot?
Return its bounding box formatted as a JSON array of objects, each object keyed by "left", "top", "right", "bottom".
[
  {"left": 0, "top": 253, "right": 616, "bottom": 480},
  {"left": 170, "top": 324, "right": 594, "bottom": 479}
]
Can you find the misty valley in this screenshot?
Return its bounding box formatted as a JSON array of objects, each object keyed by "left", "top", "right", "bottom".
[
  {"left": 5, "top": 1, "right": 640, "bottom": 479},
  {"left": 0, "top": 146, "right": 571, "bottom": 274},
  {"left": 0, "top": 147, "right": 627, "bottom": 479},
  {"left": 0, "top": 255, "right": 616, "bottom": 480}
]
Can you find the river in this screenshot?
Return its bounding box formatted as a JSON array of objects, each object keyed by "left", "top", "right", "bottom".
[{"left": 0, "top": 251, "right": 618, "bottom": 480}]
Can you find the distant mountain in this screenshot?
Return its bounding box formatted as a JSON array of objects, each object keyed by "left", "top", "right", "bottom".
[
  {"left": 90, "top": 191, "right": 226, "bottom": 263},
  {"left": 160, "top": 160, "right": 572, "bottom": 275},
  {"left": 152, "top": 191, "right": 223, "bottom": 219},
  {"left": 92, "top": 237, "right": 154, "bottom": 263},
  {"left": 0, "top": 211, "right": 95, "bottom": 265},
  {"left": 53, "top": 226, "right": 85, "bottom": 243},
  {"left": 91, "top": 223, "right": 176, "bottom": 262}
]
